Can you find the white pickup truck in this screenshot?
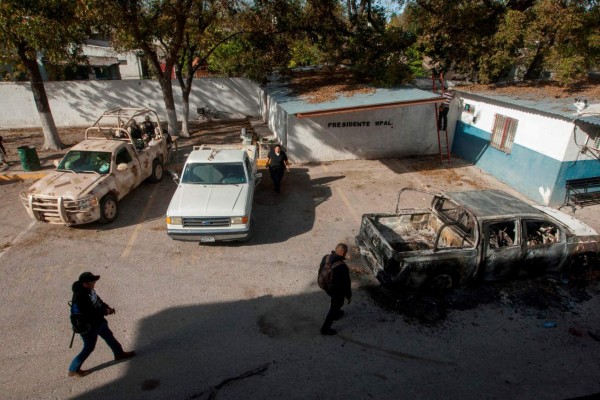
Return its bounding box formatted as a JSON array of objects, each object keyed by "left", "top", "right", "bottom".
[
  {"left": 165, "top": 144, "right": 261, "bottom": 242},
  {"left": 20, "top": 108, "right": 169, "bottom": 226}
]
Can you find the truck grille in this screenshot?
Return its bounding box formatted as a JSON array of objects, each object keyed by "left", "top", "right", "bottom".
[
  {"left": 182, "top": 217, "right": 231, "bottom": 227},
  {"left": 29, "top": 196, "right": 78, "bottom": 224}
]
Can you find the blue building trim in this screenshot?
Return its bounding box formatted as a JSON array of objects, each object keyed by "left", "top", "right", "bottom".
[{"left": 452, "top": 121, "right": 600, "bottom": 206}]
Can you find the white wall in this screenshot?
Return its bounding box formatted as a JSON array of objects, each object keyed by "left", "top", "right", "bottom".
[
  {"left": 0, "top": 78, "right": 262, "bottom": 129},
  {"left": 456, "top": 97, "right": 573, "bottom": 162},
  {"left": 284, "top": 104, "right": 442, "bottom": 163}
]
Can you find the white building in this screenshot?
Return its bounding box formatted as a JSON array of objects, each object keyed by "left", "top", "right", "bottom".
[{"left": 451, "top": 90, "right": 600, "bottom": 206}]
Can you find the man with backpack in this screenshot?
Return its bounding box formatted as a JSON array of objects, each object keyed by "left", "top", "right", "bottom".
[
  {"left": 68, "top": 272, "right": 135, "bottom": 377},
  {"left": 318, "top": 243, "right": 352, "bottom": 336}
]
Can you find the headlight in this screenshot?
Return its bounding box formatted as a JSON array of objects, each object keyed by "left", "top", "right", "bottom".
[
  {"left": 166, "top": 216, "right": 182, "bottom": 225},
  {"left": 77, "top": 195, "right": 98, "bottom": 210},
  {"left": 230, "top": 216, "right": 249, "bottom": 225}
]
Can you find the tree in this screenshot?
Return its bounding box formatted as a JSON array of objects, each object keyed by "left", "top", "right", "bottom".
[
  {"left": 95, "top": 0, "right": 195, "bottom": 136},
  {"left": 402, "top": 0, "right": 600, "bottom": 84},
  {"left": 0, "top": 0, "right": 87, "bottom": 150}
]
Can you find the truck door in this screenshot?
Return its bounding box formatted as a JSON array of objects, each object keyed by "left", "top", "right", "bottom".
[
  {"left": 113, "top": 146, "right": 141, "bottom": 198},
  {"left": 480, "top": 219, "right": 522, "bottom": 281},
  {"left": 521, "top": 219, "right": 567, "bottom": 275}
]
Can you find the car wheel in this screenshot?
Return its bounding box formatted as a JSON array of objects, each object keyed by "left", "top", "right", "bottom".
[
  {"left": 430, "top": 273, "right": 455, "bottom": 291},
  {"left": 99, "top": 194, "right": 118, "bottom": 224},
  {"left": 148, "top": 159, "right": 163, "bottom": 183}
]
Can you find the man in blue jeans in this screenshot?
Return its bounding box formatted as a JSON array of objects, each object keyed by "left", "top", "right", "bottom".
[{"left": 68, "top": 272, "right": 135, "bottom": 377}]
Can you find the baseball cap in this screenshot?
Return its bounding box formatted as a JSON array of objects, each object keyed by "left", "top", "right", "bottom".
[{"left": 78, "top": 272, "right": 100, "bottom": 283}]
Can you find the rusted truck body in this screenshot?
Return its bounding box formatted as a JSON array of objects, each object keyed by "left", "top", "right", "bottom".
[
  {"left": 20, "top": 108, "right": 169, "bottom": 226},
  {"left": 355, "top": 188, "right": 600, "bottom": 289}
]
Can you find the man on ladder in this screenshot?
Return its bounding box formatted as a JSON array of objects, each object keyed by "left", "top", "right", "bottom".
[{"left": 438, "top": 88, "right": 454, "bottom": 131}]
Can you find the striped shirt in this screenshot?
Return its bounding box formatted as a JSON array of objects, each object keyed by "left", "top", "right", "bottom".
[{"left": 442, "top": 91, "right": 454, "bottom": 106}]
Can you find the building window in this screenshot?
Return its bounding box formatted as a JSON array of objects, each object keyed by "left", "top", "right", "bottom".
[
  {"left": 592, "top": 134, "right": 600, "bottom": 150},
  {"left": 490, "top": 114, "right": 518, "bottom": 153}
]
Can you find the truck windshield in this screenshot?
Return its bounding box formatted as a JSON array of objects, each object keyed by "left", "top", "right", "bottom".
[
  {"left": 181, "top": 162, "right": 247, "bottom": 184},
  {"left": 57, "top": 150, "right": 111, "bottom": 174}
]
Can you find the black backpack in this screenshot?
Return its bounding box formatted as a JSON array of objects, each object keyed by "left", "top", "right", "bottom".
[
  {"left": 318, "top": 255, "right": 344, "bottom": 292},
  {"left": 69, "top": 301, "right": 90, "bottom": 335}
]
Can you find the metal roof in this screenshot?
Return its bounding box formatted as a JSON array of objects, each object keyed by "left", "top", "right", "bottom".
[
  {"left": 265, "top": 83, "right": 444, "bottom": 117},
  {"left": 457, "top": 90, "right": 600, "bottom": 127},
  {"left": 447, "top": 190, "right": 543, "bottom": 218}
]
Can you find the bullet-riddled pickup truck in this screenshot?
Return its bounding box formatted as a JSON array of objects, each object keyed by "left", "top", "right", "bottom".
[
  {"left": 165, "top": 144, "right": 261, "bottom": 243},
  {"left": 355, "top": 188, "right": 600, "bottom": 290},
  {"left": 20, "top": 108, "right": 169, "bottom": 226}
]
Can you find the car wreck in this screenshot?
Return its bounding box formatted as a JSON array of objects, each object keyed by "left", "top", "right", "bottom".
[{"left": 355, "top": 188, "right": 600, "bottom": 290}]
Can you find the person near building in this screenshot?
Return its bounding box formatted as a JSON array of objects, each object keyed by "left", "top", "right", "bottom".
[
  {"left": 438, "top": 89, "right": 454, "bottom": 131},
  {"left": 266, "top": 144, "right": 290, "bottom": 193},
  {"left": 320, "top": 243, "right": 352, "bottom": 336},
  {"left": 68, "top": 272, "right": 135, "bottom": 378}
]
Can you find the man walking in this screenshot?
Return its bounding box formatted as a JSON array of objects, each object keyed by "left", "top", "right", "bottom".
[
  {"left": 320, "top": 243, "right": 352, "bottom": 336},
  {"left": 68, "top": 272, "right": 135, "bottom": 377}
]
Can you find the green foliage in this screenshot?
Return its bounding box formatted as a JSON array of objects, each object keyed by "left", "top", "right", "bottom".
[{"left": 404, "top": 0, "right": 599, "bottom": 85}]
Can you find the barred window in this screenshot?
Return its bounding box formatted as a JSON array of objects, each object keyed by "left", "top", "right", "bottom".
[
  {"left": 490, "top": 114, "right": 518, "bottom": 153},
  {"left": 593, "top": 134, "right": 600, "bottom": 150}
]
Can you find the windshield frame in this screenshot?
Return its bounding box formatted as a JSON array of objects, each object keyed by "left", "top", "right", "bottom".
[
  {"left": 57, "top": 150, "right": 112, "bottom": 175},
  {"left": 181, "top": 162, "right": 247, "bottom": 185}
]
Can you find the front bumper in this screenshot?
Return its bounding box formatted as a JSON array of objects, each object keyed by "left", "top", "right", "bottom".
[{"left": 167, "top": 227, "right": 251, "bottom": 242}]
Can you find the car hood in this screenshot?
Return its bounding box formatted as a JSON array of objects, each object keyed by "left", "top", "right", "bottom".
[
  {"left": 534, "top": 205, "right": 598, "bottom": 237},
  {"left": 168, "top": 183, "right": 250, "bottom": 217},
  {"left": 25, "top": 171, "right": 105, "bottom": 199}
]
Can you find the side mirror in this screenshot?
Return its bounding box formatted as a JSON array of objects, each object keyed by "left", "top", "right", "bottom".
[
  {"left": 53, "top": 160, "right": 60, "bottom": 168},
  {"left": 117, "top": 163, "right": 128, "bottom": 171}
]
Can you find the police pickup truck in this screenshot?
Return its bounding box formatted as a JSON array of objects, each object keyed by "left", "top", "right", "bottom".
[{"left": 20, "top": 108, "right": 169, "bottom": 226}]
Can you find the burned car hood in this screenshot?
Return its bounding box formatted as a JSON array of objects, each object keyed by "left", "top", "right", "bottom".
[
  {"left": 25, "top": 171, "right": 106, "bottom": 199},
  {"left": 534, "top": 205, "right": 598, "bottom": 237},
  {"left": 168, "top": 183, "right": 249, "bottom": 217}
]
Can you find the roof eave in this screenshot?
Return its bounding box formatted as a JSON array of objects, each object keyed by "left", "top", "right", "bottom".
[{"left": 295, "top": 97, "right": 443, "bottom": 118}]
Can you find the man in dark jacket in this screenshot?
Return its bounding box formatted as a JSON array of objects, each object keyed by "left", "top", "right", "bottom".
[
  {"left": 68, "top": 272, "right": 135, "bottom": 377},
  {"left": 266, "top": 144, "right": 290, "bottom": 193},
  {"left": 320, "top": 243, "right": 352, "bottom": 335}
]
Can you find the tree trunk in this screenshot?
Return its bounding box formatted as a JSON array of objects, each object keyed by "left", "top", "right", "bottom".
[
  {"left": 181, "top": 99, "right": 190, "bottom": 137},
  {"left": 19, "top": 45, "right": 64, "bottom": 150},
  {"left": 157, "top": 75, "right": 179, "bottom": 136}
]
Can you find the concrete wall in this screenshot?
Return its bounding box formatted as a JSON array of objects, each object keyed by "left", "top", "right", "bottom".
[
  {"left": 452, "top": 95, "right": 600, "bottom": 206},
  {"left": 0, "top": 78, "right": 262, "bottom": 129}
]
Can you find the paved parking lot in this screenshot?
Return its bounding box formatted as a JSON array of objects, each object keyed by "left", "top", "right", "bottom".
[{"left": 1, "top": 156, "right": 599, "bottom": 400}]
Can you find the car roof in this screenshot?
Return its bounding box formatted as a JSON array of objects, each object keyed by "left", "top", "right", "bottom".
[
  {"left": 186, "top": 149, "right": 246, "bottom": 163},
  {"left": 446, "top": 190, "right": 544, "bottom": 219},
  {"left": 70, "top": 139, "right": 125, "bottom": 153}
]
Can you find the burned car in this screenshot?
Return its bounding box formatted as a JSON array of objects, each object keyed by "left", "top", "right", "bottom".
[{"left": 355, "top": 188, "right": 599, "bottom": 290}]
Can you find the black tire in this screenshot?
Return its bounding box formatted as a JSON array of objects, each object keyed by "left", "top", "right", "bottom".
[
  {"left": 429, "top": 272, "right": 456, "bottom": 291},
  {"left": 98, "top": 194, "right": 118, "bottom": 224},
  {"left": 148, "top": 159, "right": 163, "bottom": 183}
]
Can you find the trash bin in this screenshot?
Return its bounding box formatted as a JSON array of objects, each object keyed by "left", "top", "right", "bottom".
[{"left": 17, "top": 145, "right": 41, "bottom": 172}]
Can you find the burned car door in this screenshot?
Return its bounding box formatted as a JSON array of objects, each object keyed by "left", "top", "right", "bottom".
[
  {"left": 521, "top": 219, "right": 567, "bottom": 274},
  {"left": 480, "top": 219, "right": 522, "bottom": 281}
]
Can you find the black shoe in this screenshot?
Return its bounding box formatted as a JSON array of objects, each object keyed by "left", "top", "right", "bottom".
[
  {"left": 333, "top": 310, "right": 344, "bottom": 321},
  {"left": 68, "top": 369, "right": 90, "bottom": 378},
  {"left": 115, "top": 351, "right": 136, "bottom": 361},
  {"left": 320, "top": 328, "right": 337, "bottom": 336}
]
